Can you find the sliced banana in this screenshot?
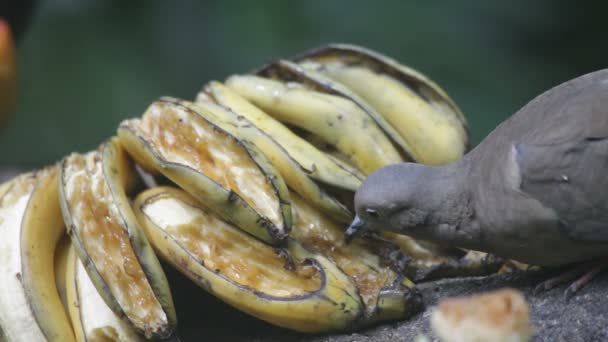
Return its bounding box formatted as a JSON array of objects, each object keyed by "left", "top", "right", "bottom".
[
  {"left": 296, "top": 43, "right": 469, "bottom": 165},
  {"left": 134, "top": 186, "right": 362, "bottom": 333},
  {"left": 0, "top": 168, "right": 75, "bottom": 342},
  {"left": 225, "top": 74, "right": 403, "bottom": 175},
  {"left": 186, "top": 92, "right": 352, "bottom": 222},
  {"left": 59, "top": 139, "right": 177, "bottom": 339},
  {"left": 65, "top": 243, "right": 144, "bottom": 342},
  {"left": 118, "top": 98, "right": 292, "bottom": 244},
  {"left": 200, "top": 80, "right": 363, "bottom": 191}
]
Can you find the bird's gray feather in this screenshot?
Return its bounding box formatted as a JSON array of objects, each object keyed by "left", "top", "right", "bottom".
[{"left": 503, "top": 71, "right": 608, "bottom": 242}]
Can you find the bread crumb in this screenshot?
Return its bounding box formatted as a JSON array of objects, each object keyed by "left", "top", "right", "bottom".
[{"left": 431, "top": 288, "right": 532, "bottom": 342}]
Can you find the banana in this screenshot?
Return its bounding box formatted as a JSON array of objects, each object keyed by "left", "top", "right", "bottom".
[
  {"left": 288, "top": 192, "right": 422, "bottom": 324},
  {"left": 256, "top": 59, "right": 413, "bottom": 161},
  {"left": 65, "top": 243, "right": 144, "bottom": 342},
  {"left": 54, "top": 236, "right": 71, "bottom": 312},
  {"left": 59, "top": 139, "right": 177, "bottom": 339},
  {"left": 118, "top": 98, "right": 292, "bottom": 244},
  {"left": 199, "top": 80, "right": 363, "bottom": 191},
  {"left": 186, "top": 91, "right": 352, "bottom": 222},
  {"left": 295, "top": 43, "right": 469, "bottom": 166},
  {"left": 133, "top": 186, "right": 362, "bottom": 333},
  {"left": 225, "top": 74, "right": 403, "bottom": 175},
  {"left": 0, "top": 168, "right": 75, "bottom": 342}
]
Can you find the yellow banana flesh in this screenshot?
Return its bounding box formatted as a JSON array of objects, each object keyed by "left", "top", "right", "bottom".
[
  {"left": 187, "top": 93, "right": 353, "bottom": 222},
  {"left": 225, "top": 75, "right": 403, "bottom": 175},
  {"left": 59, "top": 141, "right": 176, "bottom": 339},
  {"left": 118, "top": 99, "right": 292, "bottom": 244},
  {"left": 134, "top": 186, "right": 363, "bottom": 333},
  {"left": 200, "top": 81, "right": 363, "bottom": 191},
  {"left": 65, "top": 244, "right": 144, "bottom": 342},
  {"left": 0, "top": 169, "right": 75, "bottom": 342}
]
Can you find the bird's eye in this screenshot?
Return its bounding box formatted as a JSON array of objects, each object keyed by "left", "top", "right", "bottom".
[{"left": 365, "top": 208, "right": 379, "bottom": 218}]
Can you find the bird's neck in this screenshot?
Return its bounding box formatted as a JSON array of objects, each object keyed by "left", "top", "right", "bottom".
[{"left": 412, "top": 160, "right": 482, "bottom": 249}]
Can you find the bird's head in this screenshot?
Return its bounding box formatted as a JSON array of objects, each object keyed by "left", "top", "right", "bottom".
[{"left": 346, "top": 163, "right": 437, "bottom": 242}]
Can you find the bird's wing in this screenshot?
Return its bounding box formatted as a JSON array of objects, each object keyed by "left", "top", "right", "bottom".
[{"left": 515, "top": 135, "right": 608, "bottom": 242}]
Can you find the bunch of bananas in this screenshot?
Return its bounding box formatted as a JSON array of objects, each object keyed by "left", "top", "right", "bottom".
[{"left": 0, "top": 44, "right": 484, "bottom": 341}]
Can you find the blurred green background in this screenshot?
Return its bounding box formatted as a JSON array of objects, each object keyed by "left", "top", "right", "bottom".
[{"left": 1, "top": 0, "right": 607, "bottom": 169}]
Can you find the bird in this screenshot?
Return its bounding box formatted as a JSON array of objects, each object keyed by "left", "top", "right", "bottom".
[{"left": 346, "top": 69, "right": 608, "bottom": 293}]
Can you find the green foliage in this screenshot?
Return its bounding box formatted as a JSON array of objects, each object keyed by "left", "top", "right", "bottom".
[{"left": 1, "top": 0, "right": 607, "bottom": 168}]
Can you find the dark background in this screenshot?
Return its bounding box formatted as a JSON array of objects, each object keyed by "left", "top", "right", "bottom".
[{"left": 0, "top": 1, "right": 607, "bottom": 169}]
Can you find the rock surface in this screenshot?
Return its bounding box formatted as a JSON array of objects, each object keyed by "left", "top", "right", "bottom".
[{"left": 173, "top": 267, "right": 608, "bottom": 342}]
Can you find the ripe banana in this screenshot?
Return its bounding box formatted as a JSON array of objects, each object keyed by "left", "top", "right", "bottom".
[
  {"left": 59, "top": 139, "right": 177, "bottom": 339},
  {"left": 118, "top": 98, "right": 292, "bottom": 244},
  {"left": 296, "top": 43, "right": 469, "bottom": 166},
  {"left": 185, "top": 91, "right": 353, "bottom": 222},
  {"left": 0, "top": 168, "right": 75, "bottom": 342},
  {"left": 199, "top": 80, "right": 364, "bottom": 191},
  {"left": 256, "top": 59, "right": 412, "bottom": 161},
  {"left": 64, "top": 243, "right": 144, "bottom": 342},
  {"left": 225, "top": 73, "right": 403, "bottom": 175},
  {"left": 0, "top": 43, "right": 490, "bottom": 338},
  {"left": 133, "top": 186, "right": 362, "bottom": 333}
]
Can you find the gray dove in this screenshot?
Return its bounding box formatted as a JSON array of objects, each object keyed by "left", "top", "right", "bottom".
[{"left": 347, "top": 70, "right": 608, "bottom": 290}]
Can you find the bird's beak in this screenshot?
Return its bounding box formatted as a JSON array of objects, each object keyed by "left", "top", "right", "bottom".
[{"left": 344, "top": 215, "right": 366, "bottom": 243}]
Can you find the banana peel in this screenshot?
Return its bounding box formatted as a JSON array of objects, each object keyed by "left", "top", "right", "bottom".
[
  {"left": 225, "top": 73, "right": 403, "bottom": 175},
  {"left": 59, "top": 139, "right": 177, "bottom": 339},
  {"left": 133, "top": 186, "right": 362, "bottom": 333},
  {"left": 256, "top": 59, "right": 412, "bottom": 161},
  {"left": 288, "top": 192, "right": 422, "bottom": 324},
  {"left": 117, "top": 98, "right": 292, "bottom": 244},
  {"left": 295, "top": 43, "right": 469, "bottom": 166},
  {"left": 199, "top": 80, "right": 364, "bottom": 191},
  {"left": 0, "top": 168, "right": 75, "bottom": 342},
  {"left": 184, "top": 92, "right": 353, "bottom": 222}
]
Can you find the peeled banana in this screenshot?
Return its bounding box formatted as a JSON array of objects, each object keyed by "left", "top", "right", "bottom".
[{"left": 0, "top": 43, "right": 490, "bottom": 339}]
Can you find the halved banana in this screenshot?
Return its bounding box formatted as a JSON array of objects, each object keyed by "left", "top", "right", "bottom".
[
  {"left": 256, "top": 59, "right": 411, "bottom": 160},
  {"left": 117, "top": 98, "right": 292, "bottom": 244},
  {"left": 133, "top": 186, "right": 362, "bottom": 333},
  {"left": 295, "top": 43, "right": 469, "bottom": 165},
  {"left": 59, "top": 139, "right": 177, "bottom": 339},
  {"left": 186, "top": 91, "right": 352, "bottom": 222},
  {"left": 65, "top": 243, "right": 144, "bottom": 342},
  {"left": 289, "top": 192, "right": 422, "bottom": 324},
  {"left": 225, "top": 74, "right": 403, "bottom": 175},
  {"left": 0, "top": 168, "right": 75, "bottom": 342},
  {"left": 199, "top": 80, "right": 363, "bottom": 191}
]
